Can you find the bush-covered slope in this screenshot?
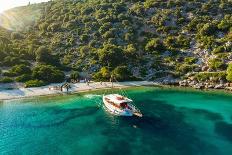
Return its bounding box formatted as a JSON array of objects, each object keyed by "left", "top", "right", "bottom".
[
  {"left": 0, "top": 2, "right": 46, "bottom": 31},
  {"left": 0, "top": 0, "right": 232, "bottom": 85}
]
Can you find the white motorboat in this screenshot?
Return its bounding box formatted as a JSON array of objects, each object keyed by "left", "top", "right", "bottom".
[{"left": 103, "top": 94, "right": 142, "bottom": 117}]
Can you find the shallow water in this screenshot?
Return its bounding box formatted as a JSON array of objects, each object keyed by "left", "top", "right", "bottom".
[{"left": 0, "top": 87, "right": 232, "bottom": 155}]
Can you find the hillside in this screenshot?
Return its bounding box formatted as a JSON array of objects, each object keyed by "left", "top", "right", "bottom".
[
  {"left": 0, "top": 0, "right": 232, "bottom": 88},
  {"left": 0, "top": 2, "right": 46, "bottom": 31}
]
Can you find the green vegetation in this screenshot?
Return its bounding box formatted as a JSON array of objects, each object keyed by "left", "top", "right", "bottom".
[
  {"left": 24, "top": 80, "right": 46, "bottom": 88},
  {"left": 93, "top": 67, "right": 111, "bottom": 81},
  {"left": 112, "top": 66, "right": 133, "bottom": 81},
  {"left": 70, "top": 71, "right": 80, "bottom": 80},
  {"left": 0, "top": 0, "right": 232, "bottom": 87},
  {"left": 226, "top": 64, "right": 232, "bottom": 82},
  {"left": 0, "top": 77, "right": 14, "bottom": 83},
  {"left": 32, "top": 65, "right": 65, "bottom": 83},
  {"left": 209, "top": 58, "right": 226, "bottom": 71},
  {"left": 195, "top": 72, "right": 227, "bottom": 82}
]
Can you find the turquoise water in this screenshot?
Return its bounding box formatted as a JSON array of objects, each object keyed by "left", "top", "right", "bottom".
[{"left": 1, "top": 87, "right": 232, "bottom": 155}]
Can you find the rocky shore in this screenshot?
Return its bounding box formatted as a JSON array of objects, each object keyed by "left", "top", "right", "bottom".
[
  {"left": 179, "top": 79, "right": 232, "bottom": 91},
  {"left": 153, "top": 76, "right": 232, "bottom": 91}
]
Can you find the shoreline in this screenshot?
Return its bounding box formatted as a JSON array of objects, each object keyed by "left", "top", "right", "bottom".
[
  {"left": 1, "top": 81, "right": 232, "bottom": 101},
  {"left": 0, "top": 81, "right": 156, "bottom": 101}
]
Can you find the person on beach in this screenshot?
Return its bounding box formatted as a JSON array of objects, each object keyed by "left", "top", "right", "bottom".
[
  {"left": 110, "top": 76, "right": 114, "bottom": 88},
  {"left": 61, "top": 85, "right": 63, "bottom": 92},
  {"left": 66, "top": 84, "right": 69, "bottom": 92}
]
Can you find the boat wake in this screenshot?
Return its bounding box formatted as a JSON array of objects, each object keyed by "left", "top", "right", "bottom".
[{"left": 84, "top": 94, "right": 101, "bottom": 99}]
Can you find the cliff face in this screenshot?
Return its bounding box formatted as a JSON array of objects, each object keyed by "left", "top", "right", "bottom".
[{"left": 0, "top": 0, "right": 232, "bottom": 85}]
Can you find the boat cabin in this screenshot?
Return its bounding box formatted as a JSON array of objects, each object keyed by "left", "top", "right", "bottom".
[{"left": 104, "top": 94, "right": 132, "bottom": 109}]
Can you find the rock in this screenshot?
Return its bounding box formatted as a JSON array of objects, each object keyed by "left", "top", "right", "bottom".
[
  {"left": 207, "top": 85, "right": 215, "bottom": 89},
  {"left": 189, "top": 76, "right": 196, "bottom": 81},
  {"left": 201, "top": 66, "right": 209, "bottom": 71},
  {"left": 193, "top": 83, "right": 204, "bottom": 89},
  {"left": 214, "top": 84, "right": 224, "bottom": 89},
  {"left": 179, "top": 80, "right": 188, "bottom": 86},
  {"left": 194, "top": 67, "right": 201, "bottom": 72},
  {"left": 225, "top": 87, "right": 232, "bottom": 91}
]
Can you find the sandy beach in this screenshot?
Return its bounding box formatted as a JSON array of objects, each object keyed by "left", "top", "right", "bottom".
[{"left": 0, "top": 81, "right": 156, "bottom": 100}]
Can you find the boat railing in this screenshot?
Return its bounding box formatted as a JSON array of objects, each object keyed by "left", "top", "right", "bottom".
[{"left": 129, "top": 103, "right": 141, "bottom": 114}]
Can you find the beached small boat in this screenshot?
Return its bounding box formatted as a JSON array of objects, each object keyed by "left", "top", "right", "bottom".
[{"left": 103, "top": 94, "right": 142, "bottom": 117}]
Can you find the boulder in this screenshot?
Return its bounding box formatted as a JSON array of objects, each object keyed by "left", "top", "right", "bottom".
[
  {"left": 214, "top": 84, "right": 224, "bottom": 89},
  {"left": 201, "top": 66, "right": 209, "bottom": 71}
]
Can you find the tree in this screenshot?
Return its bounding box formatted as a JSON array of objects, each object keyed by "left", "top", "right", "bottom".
[
  {"left": 32, "top": 65, "right": 65, "bottom": 83},
  {"left": 146, "top": 38, "right": 165, "bottom": 53},
  {"left": 125, "top": 44, "right": 137, "bottom": 59},
  {"left": 112, "top": 66, "right": 132, "bottom": 81},
  {"left": 36, "top": 46, "right": 50, "bottom": 63},
  {"left": 226, "top": 64, "right": 232, "bottom": 82},
  {"left": 35, "top": 46, "right": 58, "bottom": 65},
  {"left": 93, "top": 67, "right": 111, "bottom": 81},
  {"left": 39, "top": 22, "right": 49, "bottom": 31},
  {"left": 70, "top": 71, "right": 80, "bottom": 80},
  {"left": 209, "top": 58, "right": 226, "bottom": 71},
  {"left": 212, "top": 46, "right": 225, "bottom": 54},
  {"left": 98, "top": 44, "right": 125, "bottom": 67},
  {"left": 80, "top": 34, "right": 89, "bottom": 43},
  {"left": 24, "top": 80, "right": 46, "bottom": 88},
  {"left": 10, "top": 32, "right": 24, "bottom": 40},
  {"left": 199, "top": 23, "right": 217, "bottom": 36},
  {"left": 218, "top": 15, "right": 232, "bottom": 31},
  {"left": 10, "top": 64, "right": 31, "bottom": 76}
]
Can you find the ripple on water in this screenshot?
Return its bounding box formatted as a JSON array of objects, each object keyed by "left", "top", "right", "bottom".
[{"left": 84, "top": 94, "right": 102, "bottom": 99}]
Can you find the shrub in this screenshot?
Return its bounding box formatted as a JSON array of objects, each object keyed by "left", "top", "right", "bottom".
[
  {"left": 199, "top": 23, "right": 217, "bottom": 36},
  {"left": 11, "top": 64, "right": 31, "bottom": 75},
  {"left": 184, "top": 57, "right": 197, "bottom": 64},
  {"left": 98, "top": 44, "right": 125, "bottom": 67},
  {"left": 15, "top": 74, "right": 32, "bottom": 82},
  {"left": 70, "top": 71, "right": 80, "bottom": 80},
  {"left": 10, "top": 32, "right": 24, "bottom": 40},
  {"left": 212, "top": 46, "right": 225, "bottom": 54},
  {"left": 226, "top": 64, "right": 232, "bottom": 82},
  {"left": 194, "top": 72, "right": 226, "bottom": 82},
  {"left": 35, "top": 46, "right": 53, "bottom": 64},
  {"left": 0, "top": 77, "right": 14, "bottom": 83},
  {"left": 24, "top": 80, "right": 46, "bottom": 88},
  {"left": 2, "top": 71, "right": 17, "bottom": 77},
  {"left": 145, "top": 38, "right": 165, "bottom": 53},
  {"left": 209, "top": 58, "right": 226, "bottom": 70},
  {"left": 3, "top": 64, "right": 31, "bottom": 77},
  {"left": 112, "top": 66, "right": 132, "bottom": 81},
  {"left": 32, "top": 65, "right": 65, "bottom": 83},
  {"left": 177, "top": 64, "right": 197, "bottom": 74},
  {"left": 92, "top": 67, "right": 111, "bottom": 81}
]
